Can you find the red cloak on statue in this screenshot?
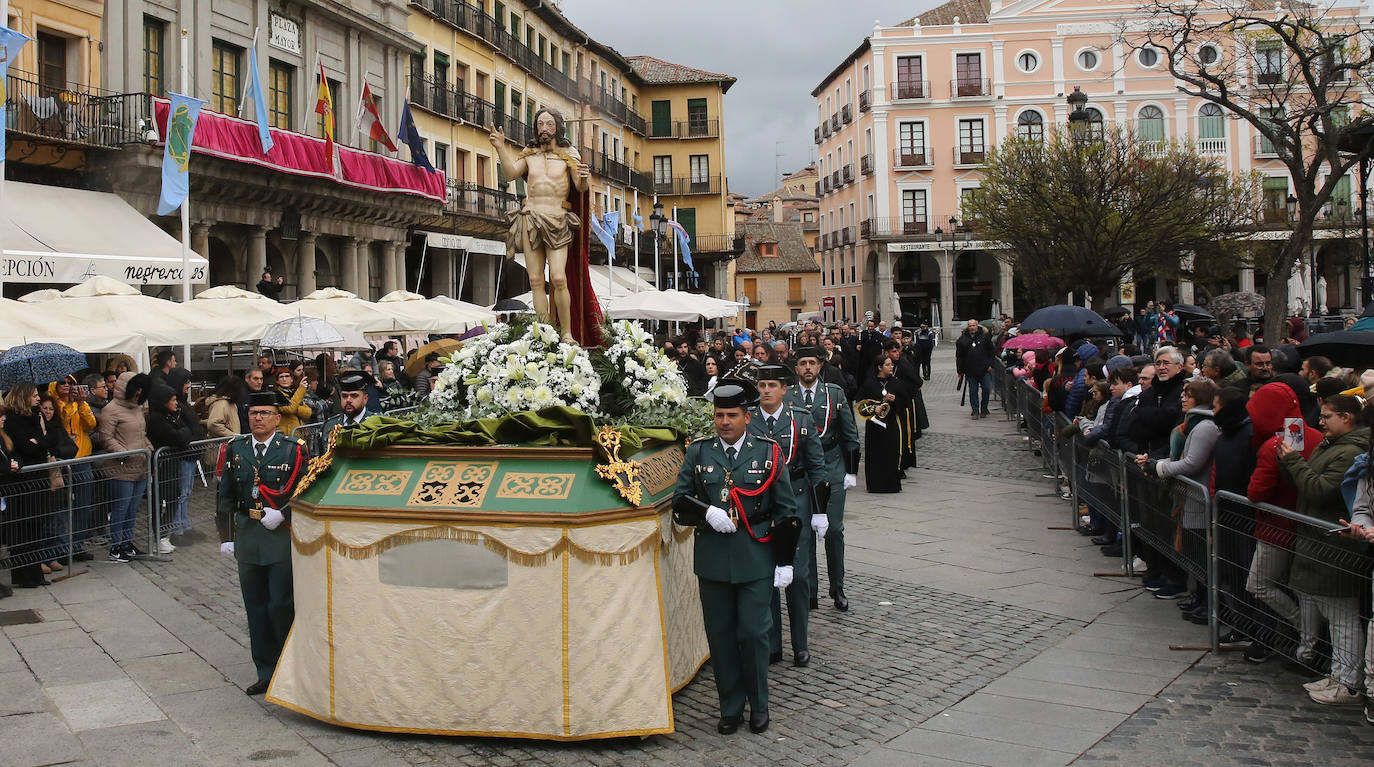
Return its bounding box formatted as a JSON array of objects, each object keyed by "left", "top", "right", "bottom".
[{"left": 565, "top": 182, "right": 603, "bottom": 347}]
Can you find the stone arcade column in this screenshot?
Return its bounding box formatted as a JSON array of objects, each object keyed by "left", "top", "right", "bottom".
[
  {"left": 997, "top": 257, "right": 1015, "bottom": 319},
  {"left": 247, "top": 226, "right": 268, "bottom": 288},
  {"left": 1238, "top": 266, "right": 1256, "bottom": 293},
  {"left": 938, "top": 250, "right": 956, "bottom": 333},
  {"left": 393, "top": 243, "right": 407, "bottom": 294},
  {"left": 380, "top": 240, "right": 399, "bottom": 295},
  {"left": 297, "top": 232, "right": 317, "bottom": 298},
  {"left": 340, "top": 237, "right": 361, "bottom": 296}
]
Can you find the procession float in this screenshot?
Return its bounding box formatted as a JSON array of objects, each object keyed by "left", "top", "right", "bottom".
[{"left": 266, "top": 317, "right": 713, "bottom": 740}]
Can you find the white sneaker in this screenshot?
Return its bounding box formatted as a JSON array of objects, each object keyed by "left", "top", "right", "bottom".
[
  {"left": 1303, "top": 676, "right": 1338, "bottom": 693},
  {"left": 1080, "top": 515, "right": 1092, "bottom": 527},
  {"left": 157, "top": 537, "right": 175, "bottom": 554},
  {"left": 1131, "top": 557, "right": 1149, "bottom": 572},
  {"left": 1309, "top": 684, "right": 1362, "bottom": 705}
]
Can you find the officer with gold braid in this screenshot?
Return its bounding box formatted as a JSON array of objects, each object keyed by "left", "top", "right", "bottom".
[
  {"left": 673, "top": 378, "right": 800, "bottom": 735},
  {"left": 749, "top": 365, "right": 828, "bottom": 668},
  {"left": 217, "top": 390, "right": 309, "bottom": 696}
]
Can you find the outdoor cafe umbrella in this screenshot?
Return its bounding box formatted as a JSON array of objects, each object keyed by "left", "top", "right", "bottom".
[
  {"left": 1206, "top": 292, "right": 1265, "bottom": 318},
  {"left": 1002, "top": 334, "right": 1065, "bottom": 351},
  {"left": 1018, "top": 305, "right": 1122, "bottom": 338},
  {"left": 0, "top": 342, "right": 88, "bottom": 390},
  {"left": 1297, "top": 330, "right": 1374, "bottom": 368}
]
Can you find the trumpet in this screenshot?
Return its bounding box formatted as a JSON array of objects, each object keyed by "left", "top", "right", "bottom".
[{"left": 856, "top": 398, "right": 891, "bottom": 428}]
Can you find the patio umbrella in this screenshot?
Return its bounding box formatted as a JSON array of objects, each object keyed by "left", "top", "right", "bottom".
[
  {"left": 1018, "top": 305, "right": 1122, "bottom": 338},
  {"left": 0, "top": 342, "right": 89, "bottom": 389},
  {"left": 405, "top": 338, "right": 463, "bottom": 378},
  {"left": 1002, "top": 334, "right": 1065, "bottom": 351},
  {"left": 1206, "top": 292, "right": 1265, "bottom": 318},
  {"left": 1297, "top": 330, "right": 1374, "bottom": 368},
  {"left": 261, "top": 316, "right": 368, "bottom": 350}
]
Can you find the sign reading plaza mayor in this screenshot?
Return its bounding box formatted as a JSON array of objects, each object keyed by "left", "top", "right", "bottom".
[
  {"left": 0, "top": 252, "right": 208, "bottom": 284},
  {"left": 269, "top": 13, "right": 301, "bottom": 55}
]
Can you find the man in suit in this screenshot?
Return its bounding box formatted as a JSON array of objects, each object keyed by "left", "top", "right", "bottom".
[
  {"left": 787, "top": 348, "right": 860, "bottom": 611},
  {"left": 674, "top": 378, "right": 799, "bottom": 735},
  {"left": 217, "top": 390, "right": 310, "bottom": 696},
  {"left": 750, "top": 366, "right": 828, "bottom": 668}
]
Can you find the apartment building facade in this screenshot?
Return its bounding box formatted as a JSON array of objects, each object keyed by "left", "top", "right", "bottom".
[{"left": 813, "top": 0, "right": 1366, "bottom": 331}]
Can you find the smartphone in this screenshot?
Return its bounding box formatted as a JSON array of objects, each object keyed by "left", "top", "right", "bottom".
[
  {"left": 77, "top": 385, "right": 91, "bottom": 398},
  {"left": 1283, "top": 418, "right": 1304, "bottom": 452}
]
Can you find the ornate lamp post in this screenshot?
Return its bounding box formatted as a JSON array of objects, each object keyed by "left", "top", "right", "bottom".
[
  {"left": 1066, "top": 87, "right": 1090, "bottom": 137},
  {"left": 649, "top": 201, "right": 666, "bottom": 289}
]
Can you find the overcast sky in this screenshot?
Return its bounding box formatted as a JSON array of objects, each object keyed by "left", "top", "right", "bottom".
[{"left": 560, "top": 0, "right": 936, "bottom": 197}]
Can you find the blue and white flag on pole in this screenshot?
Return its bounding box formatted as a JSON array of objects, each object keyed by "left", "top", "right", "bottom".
[
  {"left": 244, "top": 44, "right": 274, "bottom": 154},
  {"left": 156, "top": 92, "right": 208, "bottom": 216},
  {"left": 632, "top": 208, "right": 643, "bottom": 228},
  {"left": 666, "top": 219, "right": 694, "bottom": 271},
  {"left": 0, "top": 28, "right": 32, "bottom": 163},
  {"left": 397, "top": 100, "right": 435, "bottom": 172},
  {"left": 589, "top": 210, "right": 618, "bottom": 259}
]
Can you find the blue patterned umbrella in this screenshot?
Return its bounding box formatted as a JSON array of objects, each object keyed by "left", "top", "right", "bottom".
[{"left": 0, "top": 342, "right": 89, "bottom": 390}]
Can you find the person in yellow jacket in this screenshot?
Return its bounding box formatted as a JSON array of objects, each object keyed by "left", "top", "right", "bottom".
[
  {"left": 270, "top": 368, "right": 312, "bottom": 436},
  {"left": 50, "top": 375, "right": 98, "bottom": 561}
]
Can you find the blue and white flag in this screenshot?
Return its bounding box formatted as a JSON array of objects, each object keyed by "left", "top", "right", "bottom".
[
  {"left": 632, "top": 208, "right": 643, "bottom": 228},
  {"left": 244, "top": 44, "right": 274, "bottom": 154},
  {"left": 589, "top": 210, "right": 617, "bottom": 259},
  {"left": 0, "top": 28, "right": 32, "bottom": 163},
  {"left": 397, "top": 100, "right": 435, "bottom": 172},
  {"left": 666, "top": 219, "right": 694, "bottom": 271},
  {"left": 156, "top": 92, "right": 208, "bottom": 216}
]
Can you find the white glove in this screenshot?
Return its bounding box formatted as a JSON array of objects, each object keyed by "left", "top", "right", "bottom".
[
  {"left": 219, "top": 542, "right": 235, "bottom": 556},
  {"left": 812, "top": 513, "right": 830, "bottom": 539},
  {"left": 843, "top": 474, "right": 858, "bottom": 490},
  {"left": 773, "top": 565, "right": 794, "bottom": 589},
  {"left": 260, "top": 508, "right": 285, "bottom": 531},
  {"left": 705, "top": 505, "right": 736, "bottom": 534}
]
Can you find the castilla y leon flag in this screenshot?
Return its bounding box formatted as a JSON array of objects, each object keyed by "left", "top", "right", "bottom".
[
  {"left": 156, "top": 92, "right": 208, "bottom": 216},
  {"left": 0, "top": 27, "right": 32, "bottom": 162},
  {"left": 315, "top": 61, "right": 334, "bottom": 159},
  {"left": 356, "top": 81, "right": 397, "bottom": 152}
]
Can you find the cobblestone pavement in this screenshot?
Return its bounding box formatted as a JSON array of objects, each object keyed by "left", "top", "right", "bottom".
[{"left": 1074, "top": 654, "right": 1374, "bottom": 767}]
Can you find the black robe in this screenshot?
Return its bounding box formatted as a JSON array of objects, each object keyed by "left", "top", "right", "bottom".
[{"left": 857, "top": 375, "right": 910, "bottom": 493}]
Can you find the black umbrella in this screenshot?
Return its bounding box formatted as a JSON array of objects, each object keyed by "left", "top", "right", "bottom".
[
  {"left": 492, "top": 298, "right": 530, "bottom": 312},
  {"left": 1018, "top": 305, "right": 1122, "bottom": 338},
  {"left": 1102, "top": 306, "right": 1130, "bottom": 318},
  {"left": 1361, "top": 300, "right": 1374, "bottom": 319},
  {"left": 1171, "top": 303, "right": 1214, "bottom": 321},
  {"left": 1297, "top": 330, "right": 1374, "bottom": 368}
]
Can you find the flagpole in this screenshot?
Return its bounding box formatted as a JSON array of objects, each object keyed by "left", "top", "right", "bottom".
[
  {"left": 179, "top": 28, "right": 192, "bottom": 367},
  {"left": 652, "top": 193, "right": 660, "bottom": 291},
  {"left": 605, "top": 188, "right": 612, "bottom": 300},
  {"left": 672, "top": 205, "right": 680, "bottom": 291},
  {"left": 0, "top": 1, "right": 11, "bottom": 298},
  {"left": 631, "top": 189, "right": 639, "bottom": 293},
  {"left": 238, "top": 27, "right": 258, "bottom": 118}
]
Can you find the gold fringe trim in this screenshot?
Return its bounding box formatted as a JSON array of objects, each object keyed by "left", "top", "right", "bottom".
[{"left": 292, "top": 524, "right": 662, "bottom": 568}]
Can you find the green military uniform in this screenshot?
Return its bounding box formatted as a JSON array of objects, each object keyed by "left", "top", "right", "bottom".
[
  {"left": 749, "top": 402, "right": 825, "bottom": 662},
  {"left": 674, "top": 431, "right": 797, "bottom": 723},
  {"left": 217, "top": 430, "right": 308, "bottom": 685},
  {"left": 321, "top": 409, "right": 370, "bottom": 434},
  {"left": 787, "top": 379, "right": 859, "bottom": 605}
]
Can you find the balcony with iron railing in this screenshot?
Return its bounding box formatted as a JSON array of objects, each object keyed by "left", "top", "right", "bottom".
[
  {"left": 5, "top": 69, "right": 150, "bottom": 148},
  {"left": 953, "top": 146, "right": 985, "bottom": 166},
  {"left": 814, "top": 126, "right": 822, "bottom": 144},
  {"left": 841, "top": 104, "right": 853, "bottom": 124},
  {"left": 951, "top": 78, "right": 992, "bottom": 97},
  {"left": 445, "top": 180, "right": 521, "bottom": 218},
  {"left": 893, "top": 148, "right": 930, "bottom": 168},
  {"left": 862, "top": 217, "right": 931, "bottom": 236},
  {"left": 840, "top": 226, "right": 853, "bottom": 245},
  {"left": 648, "top": 119, "right": 720, "bottom": 139},
  {"left": 829, "top": 113, "right": 840, "bottom": 131},
  {"left": 819, "top": 176, "right": 831, "bottom": 195},
  {"left": 691, "top": 233, "right": 746, "bottom": 253},
  {"left": 410, "top": 1, "right": 579, "bottom": 103},
  {"left": 831, "top": 170, "right": 841, "bottom": 188},
  {"left": 581, "top": 80, "right": 647, "bottom": 135},
  {"left": 859, "top": 90, "right": 871, "bottom": 112},
  {"left": 408, "top": 74, "right": 497, "bottom": 131},
  {"left": 842, "top": 164, "right": 853, "bottom": 183},
  {"left": 1254, "top": 133, "right": 1280, "bottom": 157},
  {"left": 820, "top": 233, "right": 829, "bottom": 250},
  {"left": 651, "top": 175, "right": 722, "bottom": 196},
  {"left": 889, "top": 80, "right": 930, "bottom": 100},
  {"left": 860, "top": 153, "right": 874, "bottom": 175}
]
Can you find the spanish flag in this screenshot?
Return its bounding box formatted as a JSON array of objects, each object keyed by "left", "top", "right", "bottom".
[{"left": 315, "top": 61, "right": 334, "bottom": 161}]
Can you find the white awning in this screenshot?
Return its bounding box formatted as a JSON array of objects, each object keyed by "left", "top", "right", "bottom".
[
  {"left": 417, "top": 230, "right": 507, "bottom": 255},
  {"left": 1, "top": 181, "right": 207, "bottom": 285}
]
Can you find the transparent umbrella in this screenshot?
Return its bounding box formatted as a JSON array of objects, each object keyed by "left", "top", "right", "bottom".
[{"left": 261, "top": 316, "right": 368, "bottom": 350}]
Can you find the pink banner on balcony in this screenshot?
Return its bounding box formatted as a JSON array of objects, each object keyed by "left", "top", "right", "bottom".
[{"left": 154, "top": 98, "right": 445, "bottom": 203}]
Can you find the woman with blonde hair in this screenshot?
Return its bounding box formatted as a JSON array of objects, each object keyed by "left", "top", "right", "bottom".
[
  {"left": 2, "top": 383, "right": 55, "bottom": 587},
  {"left": 272, "top": 367, "right": 312, "bottom": 435}
]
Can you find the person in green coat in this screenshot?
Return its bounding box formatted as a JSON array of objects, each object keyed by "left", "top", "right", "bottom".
[
  {"left": 218, "top": 390, "right": 310, "bottom": 696},
  {"left": 750, "top": 365, "right": 828, "bottom": 668},
  {"left": 1276, "top": 393, "right": 1369, "bottom": 705},
  {"left": 674, "top": 378, "right": 799, "bottom": 735},
  {"left": 787, "top": 348, "right": 859, "bottom": 611}
]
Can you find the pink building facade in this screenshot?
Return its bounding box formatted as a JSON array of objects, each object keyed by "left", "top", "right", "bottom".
[{"left": 813, "top": 0, "right": 1365, "bottom": 331}]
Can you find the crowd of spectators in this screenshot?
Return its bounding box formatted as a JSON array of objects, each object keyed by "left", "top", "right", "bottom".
[{"left": 1009, "top": 323, "right": 1374, "bottom": 722}]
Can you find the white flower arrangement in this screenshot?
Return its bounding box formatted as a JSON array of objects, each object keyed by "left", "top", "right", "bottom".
[
  {"left": 428, "top": 321, "right": 602, "bottom": 419},
  {"left": 602, "top": 319, "right": 689, "bottom": 424}
]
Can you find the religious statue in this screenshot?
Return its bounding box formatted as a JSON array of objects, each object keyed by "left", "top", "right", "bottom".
[{"left": 490, "top": 107, "right": 603, "bottom": 345}]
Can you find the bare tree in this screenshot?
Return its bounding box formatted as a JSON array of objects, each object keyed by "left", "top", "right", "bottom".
[
  {"left": 966, "top": 128, "right": 1257, "bottom": 309},
  {"left": 1125, "top": 0, "right": 1374, "bottom": 341}
]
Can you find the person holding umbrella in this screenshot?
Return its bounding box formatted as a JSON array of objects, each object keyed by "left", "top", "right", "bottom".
[{"left": 3, "top": 384, "right": 58, "bottom": 586}]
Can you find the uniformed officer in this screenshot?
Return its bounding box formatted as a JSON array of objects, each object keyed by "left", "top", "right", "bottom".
[
  {"left": 218, "top": 390, "right": 309, "bottom": 695},
  {"left": 788, "top": 348, "right": 860, "bottom": 611},
  {"left": 323, "top": 370, "right": 375, "bottom": 432},
  {"left": 750, "top": 365, "right": 828, "bottom": 668},
  {"left": 673, "top": 378, "right": 799, "bottom": 735}
]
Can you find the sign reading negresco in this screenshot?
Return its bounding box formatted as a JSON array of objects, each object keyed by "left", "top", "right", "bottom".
[{"left": 0, "top": 254, "right": 207, "bottom": 284}]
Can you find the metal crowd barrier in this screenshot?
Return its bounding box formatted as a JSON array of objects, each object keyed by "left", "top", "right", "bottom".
[
  {"left": 150, "top": 436, "right": 237, "bottom": 545},
  {"left": 0, "top": 448, "right": 154, "bottom": 577}
]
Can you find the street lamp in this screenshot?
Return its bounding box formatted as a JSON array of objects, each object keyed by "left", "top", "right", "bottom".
[
  {"left": 649, "top": 201, "right": 666, "bottom": 289},
  {"left": 1066, "top": 87, "right": 1090, "bottom": 136},
  {"left": 933, "top": 215, "right": 973, "bottom": 250},
  {"left": 1286, "top": 193, "right": 1298, "bottom": 220}
]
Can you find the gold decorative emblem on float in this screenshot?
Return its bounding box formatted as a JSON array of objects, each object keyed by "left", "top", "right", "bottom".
[
  {"left": 593, "top": 427, "right": 644, "bottom": 506},
  {"left": 336, "top": 470, "right": 412, "bottom": 495},
  {"left": 495, "top": 472, "right": 575, "bottom": 500},
  {"left": 638, "top": 446, "right": 684, "bottom": 496},
  {"left": 293, "top": 425, "right": 340, "bottom": 498},
  {"left": 407, "top": 461, "right": 497, "bottom": 508}
]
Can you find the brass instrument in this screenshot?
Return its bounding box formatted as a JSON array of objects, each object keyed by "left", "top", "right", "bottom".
[{"left": 855, "top": 398, "right": 891, "bottom": 428}]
